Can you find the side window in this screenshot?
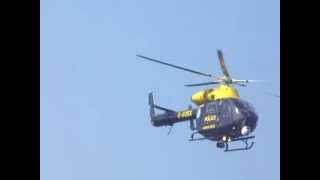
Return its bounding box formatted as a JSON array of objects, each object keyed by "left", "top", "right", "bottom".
[
  {"left": 196, "top": 106, "right": 202, "bottom": 119},
  {"left": 206, "top": 102, "right": 216, "bottom": 113}
]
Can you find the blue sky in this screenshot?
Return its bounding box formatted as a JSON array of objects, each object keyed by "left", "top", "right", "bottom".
[{"left": 41, "top": 0, "right": 279, "bottom": 180}]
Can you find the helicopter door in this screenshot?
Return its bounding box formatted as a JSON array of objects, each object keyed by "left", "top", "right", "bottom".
[
  {"left": 189, "top": 106, "right": 202, "bottom": 131},
  {"left": 198, "top": 102, "right": 219, "bottom": 130},
  {"left": 194, "top": 105, "right": 203, "bottom": 130}
]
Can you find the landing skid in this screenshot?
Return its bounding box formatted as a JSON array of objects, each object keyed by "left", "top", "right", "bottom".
[
  {"left": 223, "top": 136, "right": 255, "bottom": 152},
  {"left": 189, "top": 132, "right": 255, "bottom": 152}
]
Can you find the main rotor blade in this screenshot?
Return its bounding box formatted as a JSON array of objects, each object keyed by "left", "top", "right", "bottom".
[
  {"left": 184, "top": 81, "right": 220, "bottom": 87},
  {"left": 217, "top": 50, "right": 231, "bottom": 79},
  {"left": 232, "top": 79, "right": 267, "bottom": 83},
  {"left": 137, "top": 55, "right": 212, "bottom": 77},
  {"left": 265, "top": 92, "right": 280, "bottom": 98}
]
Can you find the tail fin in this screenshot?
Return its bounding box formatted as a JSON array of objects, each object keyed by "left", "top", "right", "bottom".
[
  {"left": 148, "top": 92, "right": 194, "bottom": 127},
  {"left": 148, "top": 92, "right": 176, "bottom": 126},
  {"left": 149, "top": 92, "right": 156, "bottom": 120}
]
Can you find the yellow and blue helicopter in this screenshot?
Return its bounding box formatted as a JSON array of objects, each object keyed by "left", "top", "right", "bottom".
[{"left": 137, "top": 50, "right": 262, "bottom": 152}]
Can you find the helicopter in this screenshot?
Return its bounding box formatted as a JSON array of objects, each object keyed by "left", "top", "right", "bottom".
[{"left": 137, "top": 50, "right": 262, "bottom": 152}]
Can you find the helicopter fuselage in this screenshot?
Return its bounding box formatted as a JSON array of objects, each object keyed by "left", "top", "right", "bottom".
[{"left": 149, "top": 85, "right": 258, "bottom": 143}]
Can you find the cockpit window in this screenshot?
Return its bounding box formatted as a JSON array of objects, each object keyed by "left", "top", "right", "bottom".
[{"left": 233, "top": 99, "right": 256, "bottom": 113}]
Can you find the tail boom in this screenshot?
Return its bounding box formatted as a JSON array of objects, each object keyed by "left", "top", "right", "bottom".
[{"left": 148, "top": 93, "right": 196, "bottom": 127}]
